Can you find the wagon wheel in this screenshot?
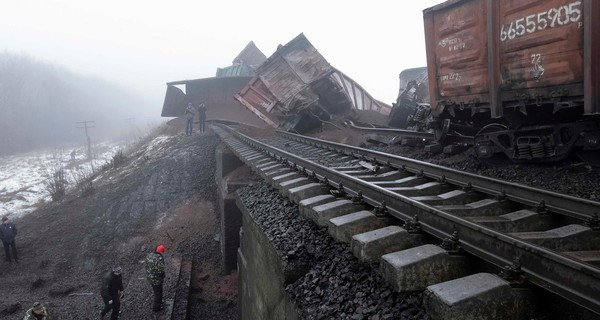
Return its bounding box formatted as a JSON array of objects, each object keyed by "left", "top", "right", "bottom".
[
  {"left": 473, "top": 124, "right": 509, "bottom": 159},
  {"left": 434, "top": 118, "right": 451, "bottom": 143}
]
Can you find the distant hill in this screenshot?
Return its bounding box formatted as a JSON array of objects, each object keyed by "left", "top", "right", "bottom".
[{"left": 0, "top": 53, "right": 155, "bottom": 155}]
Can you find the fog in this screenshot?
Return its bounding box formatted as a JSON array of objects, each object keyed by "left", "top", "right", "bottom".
[
  {"left": 0, "top": 0, "right": 444, "bottom": 154},
  {"left": 0, "top": 53, "right": 160, "bottom": 155}
]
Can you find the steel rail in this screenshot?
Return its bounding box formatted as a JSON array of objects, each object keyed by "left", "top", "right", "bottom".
[
  {"left": 279, "top": 131, "right": 600, "bottom": 223},
  {"left": 214, "top": 124, "right": 600, "bottom": 315},
  {"left": 344, "top": 120, "right": 436, "bottom": 140}
]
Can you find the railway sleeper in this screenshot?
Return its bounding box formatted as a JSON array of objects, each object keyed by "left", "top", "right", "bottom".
[
  {"left": 257, "top": 163, "right": 284, "bottom": 179},
  {"left": 354, "top": 170, "right": 408, "bottom": 182},
  {"left": 436, "top": 198, "right": 518, "bottom": 217},
  {"left": 412, "top": 189, "right": 484, "bottom": 206},
  {"left": 288, "top": 183, "right": 330, "bottom": 204},
  {"left": 424, "top": 273, "right": 534, "bottom": 320},
  {"left": 389, "top": 181, "right": 455, "bottom": 197},
  {"left": 306, "top": 199, "right": 362, "bottom": 227},
  {"left": 380, "top": 244, "right": 469, "bottom": 292},
  {"left": 240, "top": 152, "right": 265, "bottom": 161},
  {"left": 425, "top": 143, "right": 445, "bottom": 153},
  {"left": 247, "top": 156, "right": 270, "bottom": 165},
  {"left": 238, "top": 150, "right": 258, "bottom": 158},
  {"left": 298, "top": 194, "right": 335, "bottom": 217},
  {"left": 327, "top": 211, "right": 391, "bottom": 243},
  {"left": 372, "top": 175, "right": 429, "bottom": 187},
  {"left": 510, "top": 224, "right": 600, "bottom": 252},
  {"left": 270, "top": 171, "right": 299, "bottom": 184},
  {"left": 255, "top": 160, "right": 278, "bottom": 170},
  {"left": 351, "top": 226, "right": 425, "bottom": 264},
  {"left": 467, "top": 209, "right": 558, "bottom": 233},
  {"left": 264, "top": 167, "right": 293, "bottom": 180},
  {"left": 278, "top": 177, "right": 311, "bottom": 197},
  {"left": 335, "top": 169, "right": 373, "bottom": 176},
  {"left": 330, "top": 164, "right": 364, "bottom": 171}
]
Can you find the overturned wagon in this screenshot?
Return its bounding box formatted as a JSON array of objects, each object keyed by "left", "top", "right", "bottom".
[{"left": 234, "top": 33, "right": 392, "bottom": 133}]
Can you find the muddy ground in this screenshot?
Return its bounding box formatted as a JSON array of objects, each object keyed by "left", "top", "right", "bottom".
[{"left": 0, "top": 120, "right": 239, "bottom": 320}]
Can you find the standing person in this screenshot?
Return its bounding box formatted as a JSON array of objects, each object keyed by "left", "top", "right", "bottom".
[
  {"left": 0, "top": 216, "right": 18, "bottom": 263},
  {"left": 184, "top": 102, "right": 196, "bottom": 136},
  {"left": 145, "top": 245, "right": 166, "bottom": 312},
  {"left": 100, "top": 265, "right": 124, "bottom": 320},
  {"left": 197, "top": 102, "right": 207, "bottom": 133},
  {"left": 22, "top": 302, "right": 48, "bottom": 320}
]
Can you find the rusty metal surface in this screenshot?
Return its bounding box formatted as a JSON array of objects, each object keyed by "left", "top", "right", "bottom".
[
  {"left": 234, "top": 34, "right": 326, "bottom": 131},
  {"left": 161, "top": 85, "right": 186, "bottom": 117},
  {"left": 498, "top": 0, "right": 585, "bottom": 92},
  {"left": 255, "top": 33, "right": 332, "bottom": 109},
  {"left": 234, "top": 33, "right": 391, "bottom": 131},
  {"left": 234, "top": 77, "right": 280, "bottom": 128},
  {"left": 584, "top": 0, "right": 599, "bottom": 114},
  {"left": 425, "top": 0, "right": 489, "bottom": 111},
  {"left": 424, "top": 0, "right": 598, "bottom": 117},
  {"left": 162, "top": 76, "right": 252, "bottom": 117}
]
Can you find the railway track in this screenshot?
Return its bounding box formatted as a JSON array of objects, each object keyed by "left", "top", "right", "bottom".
[{"left": 213, "top": 123, "right": 600, "bottom": 316}]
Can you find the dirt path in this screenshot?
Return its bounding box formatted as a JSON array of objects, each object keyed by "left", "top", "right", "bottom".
[{"left": 0, "top": 124, "right": 238, "bottom": 319}]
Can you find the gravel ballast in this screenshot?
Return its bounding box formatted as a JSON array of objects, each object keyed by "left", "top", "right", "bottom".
[{"left": 238, "top": 182, "right": 429, "bottom": 320}]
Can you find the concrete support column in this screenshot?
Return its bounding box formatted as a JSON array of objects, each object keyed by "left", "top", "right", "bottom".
[{"left": 216, "top": 144, "right": 260, "bottom": 273}]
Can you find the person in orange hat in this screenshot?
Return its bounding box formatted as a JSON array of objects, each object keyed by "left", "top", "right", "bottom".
[{"left": 145, "top": 245, "right": 166, "bottom": 312}]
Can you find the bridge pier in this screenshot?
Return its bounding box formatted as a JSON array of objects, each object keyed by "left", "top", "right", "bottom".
[{"left": 216, "top": 145, "right": 260, "bottom": 273}]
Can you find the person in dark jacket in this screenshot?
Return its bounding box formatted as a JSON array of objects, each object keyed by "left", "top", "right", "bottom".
[
  {"left": 184, "top": 102, "right": 195, "bottom": 136},
  {"left": 145, "top": 245, "right": 166, "bottom": 312},
  {"left": 100, "top": 265, "right": 124, "bottom": 320},
  {"left": 0, "top": 216, "right": 18, "bottom": 263},
  {"left": 197, "top": 103, "right": 207, "bottom": 133}
]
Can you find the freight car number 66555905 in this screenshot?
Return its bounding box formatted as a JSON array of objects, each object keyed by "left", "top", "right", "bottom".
[{"left": 500, "top": 1, "right": 582, "bottom": 42}]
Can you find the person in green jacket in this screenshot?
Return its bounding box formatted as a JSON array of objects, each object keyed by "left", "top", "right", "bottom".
[
  {"left": 22, "top": 302, "right": 48, "bottom": 320},
  {"left": 145, "top": 245, "right": 166, "bottom": 312}
]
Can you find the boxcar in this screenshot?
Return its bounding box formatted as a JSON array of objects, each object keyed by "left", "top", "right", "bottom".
[{"left": 424, "top": 0, "right": 599, "bottom": 162}]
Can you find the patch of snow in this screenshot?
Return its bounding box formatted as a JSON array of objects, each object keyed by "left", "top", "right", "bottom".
[{"left": 0, "top": 142, "right": 125, "bottom": 219}]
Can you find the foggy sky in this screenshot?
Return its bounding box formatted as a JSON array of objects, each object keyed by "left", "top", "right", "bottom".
[{"left": 0, "top": 0, "right": 442, "bottom": 113}]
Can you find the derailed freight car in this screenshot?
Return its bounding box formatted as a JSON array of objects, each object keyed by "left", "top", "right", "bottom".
[
  {"left": 424, "top": 0, "right": 599, "bottom": 163},
  {"left": 235, "top": 33, "right": 392, "bottom": 133},
  {"left": 388, "top": 67, "right": 430, "bottom": 129}
]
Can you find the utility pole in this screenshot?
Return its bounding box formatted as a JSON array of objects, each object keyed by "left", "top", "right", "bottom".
[
  {"left": 124, "top": 117, "right": 135, "bottom": 146},
  {"left": 76, "top": 121, "right": 95, "bottom": 160}
]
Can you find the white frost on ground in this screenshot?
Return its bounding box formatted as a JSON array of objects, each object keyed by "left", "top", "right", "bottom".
[{"left": 0, "top": 142, "right": 125, "bottom": 219}]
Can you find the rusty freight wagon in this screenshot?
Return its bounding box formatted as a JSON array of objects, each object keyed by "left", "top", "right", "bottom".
[
  {"left": 235, "top": 33, "right": 392, "bottom": 133},
  {"left": 424, "top": 0, "right": 599, "bottom": 163}
]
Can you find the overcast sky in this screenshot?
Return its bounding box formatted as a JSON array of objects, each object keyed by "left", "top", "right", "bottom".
[{"left": 1, "top": 0, "right": 442, "bottom": 116}]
